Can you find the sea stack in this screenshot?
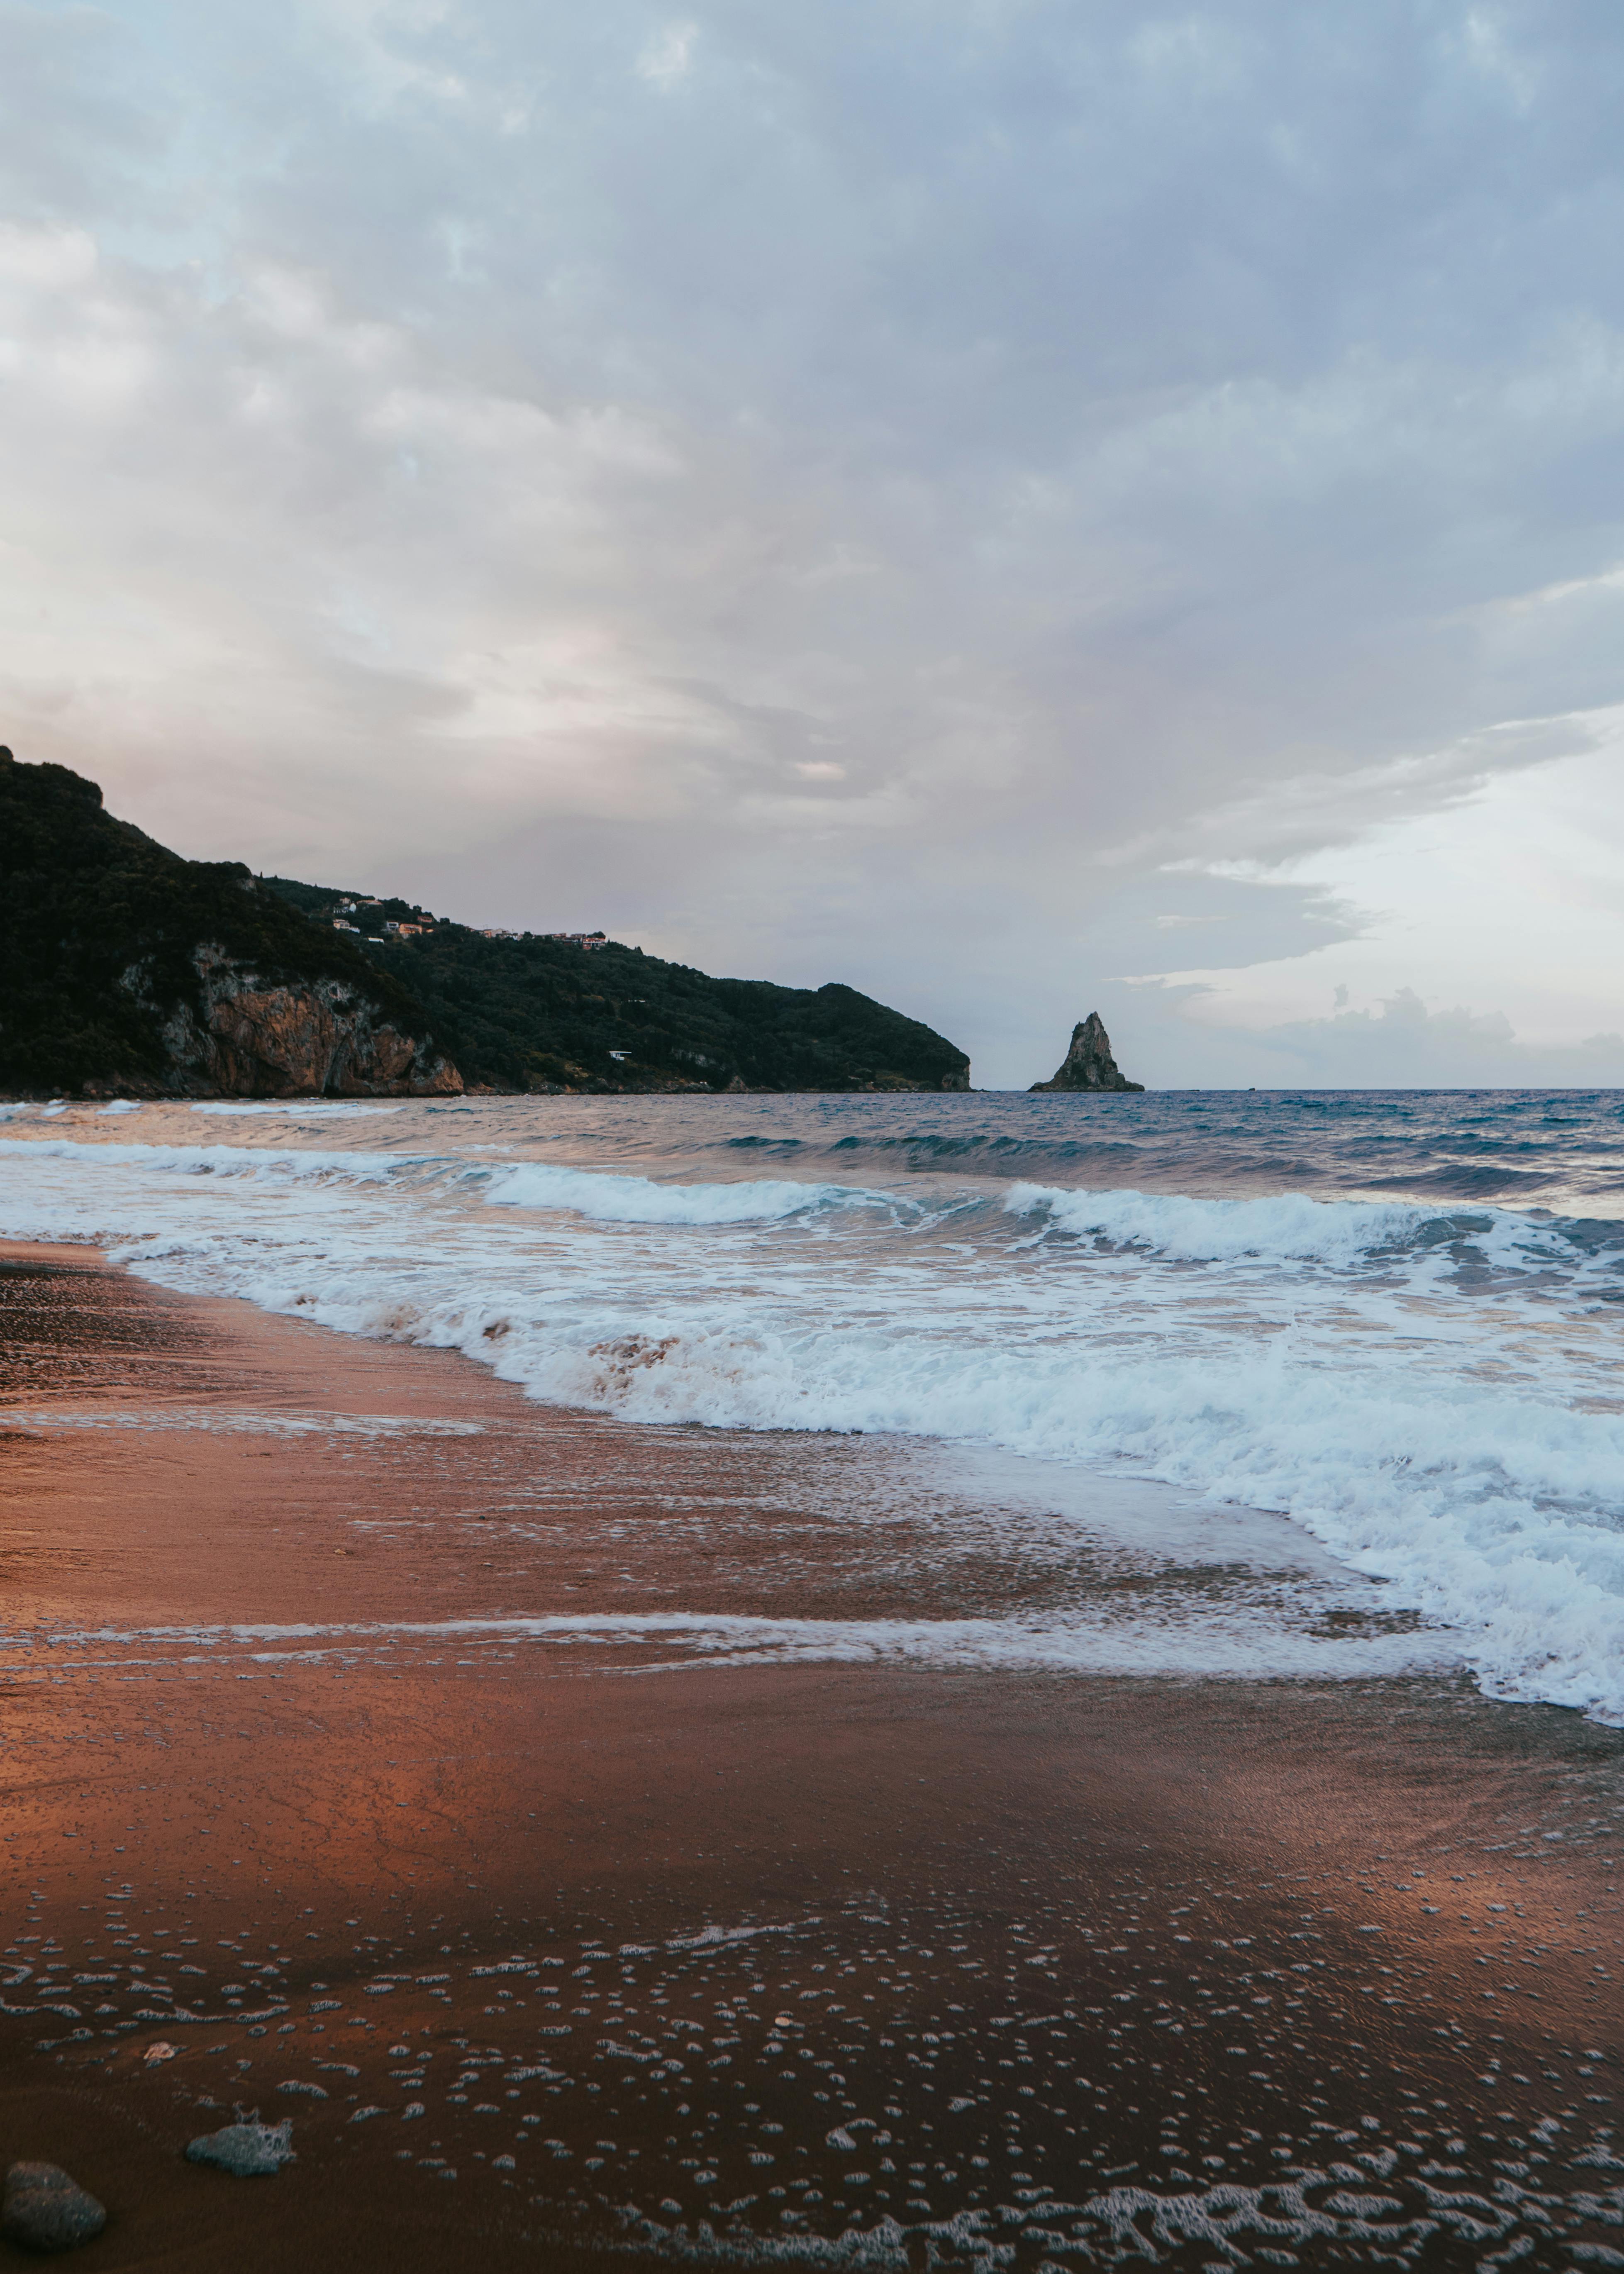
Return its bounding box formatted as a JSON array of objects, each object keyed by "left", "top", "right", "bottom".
[{"left": 1030, "top": 1011, "right": 1144, "bottom": 1093}]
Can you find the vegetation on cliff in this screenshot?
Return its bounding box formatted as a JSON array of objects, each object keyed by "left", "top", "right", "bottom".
[
  {"left": 0, "top": 749, "right": 971, "bottom": 1096},
  {"left": 262, "top": 881, "right": 971, "bottom": 1094},
  {"left": 0, "top": 751, "right": 452, "bottom": 1096}
]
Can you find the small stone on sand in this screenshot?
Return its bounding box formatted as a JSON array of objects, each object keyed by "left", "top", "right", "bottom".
[{"left": 1, "top": 2163, "right": 108, "bottom": 2253}]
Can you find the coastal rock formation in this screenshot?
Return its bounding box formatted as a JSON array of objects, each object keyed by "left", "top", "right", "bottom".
[
  {"left": 143, "top": 947, "right": 461, "bottom": 1098},
  {"left": 0, "top": 749, "right": 461, "bottom": 1099},
  {"left": 1030, "top": 1011, "right": 1144, "bottom": 1093}
]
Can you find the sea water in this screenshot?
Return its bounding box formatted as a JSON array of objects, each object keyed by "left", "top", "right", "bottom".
[{"left": 2, "top": 1088, "right": 1622, "bottom": 1722}]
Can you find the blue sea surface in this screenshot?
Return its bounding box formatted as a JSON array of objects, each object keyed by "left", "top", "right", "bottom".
[{"left": 483, "top": 1083, "right": 1624, "bottom": 1204}]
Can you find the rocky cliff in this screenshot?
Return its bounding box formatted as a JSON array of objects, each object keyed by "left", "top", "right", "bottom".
[
  {"left": 146, "top": 948, "right": 460, "bottom": 1098},
  {"left": 0, "top": 750, "right": 461, "bottom": 1098},
  {"left": 1030, "top": 1012, "right": 1145, "bottom": 1093}
]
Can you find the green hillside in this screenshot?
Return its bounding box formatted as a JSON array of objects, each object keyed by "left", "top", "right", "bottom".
[
  {"left": 261, "top": 879, "right": 971, "bottom": 1094},
  {"left": 0, "top": 746, "right": 970, "bottom": 1096}
]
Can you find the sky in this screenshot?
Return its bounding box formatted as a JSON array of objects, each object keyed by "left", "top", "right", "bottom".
[{"left": 3, "top": 0, "right": 1624, "bottom": 1088}]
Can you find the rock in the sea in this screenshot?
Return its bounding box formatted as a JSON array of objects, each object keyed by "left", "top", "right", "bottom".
[
  {"left": 1029, "top": 1011, "right": 1145, "bottom": 1093},
  {"left": 184, "top": 2115, "right": 295, "bottom": 2176},
  {"left": 1, "top": 2162, "right": 107, "bottom": 2252}
]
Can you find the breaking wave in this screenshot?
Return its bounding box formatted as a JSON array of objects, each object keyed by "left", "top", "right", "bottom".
[{"left": 3, "top": 1097, "right": 1624, "bottom": 1723}]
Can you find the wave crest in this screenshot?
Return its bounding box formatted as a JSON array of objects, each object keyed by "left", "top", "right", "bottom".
[{"left": 1003, "top": 1181, "right": 1551, "bottom": 1266}]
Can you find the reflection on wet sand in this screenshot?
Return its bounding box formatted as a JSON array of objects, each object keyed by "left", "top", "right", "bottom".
[{"left": 1, "top": 1245, "right": 1620, "bottom": 2270}]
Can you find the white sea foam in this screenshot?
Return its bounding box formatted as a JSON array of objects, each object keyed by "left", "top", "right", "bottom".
[
  {"left": 1005, "top": 1179, "right": 1560, "bottom": 1269},
  {"left": 483, "top": 1161, "right": 885, "bottom": 1226},
  {"left": 7, "top": 1608, "right": 1452, "bottom": 1683},
  {"left": 2, "top": 1126, "right": 1621, "bottom": 1721},
  {"left": 190, "top": 1101, "right": 404, "bottom": 1116},
  {"left": 0, "top": 1137, "right": 412, "bottom": 1186},
  {"left": 0, "top": 1405, "right": 481, "bottom": 1437}
]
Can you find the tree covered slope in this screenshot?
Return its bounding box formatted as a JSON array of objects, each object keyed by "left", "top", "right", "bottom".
[
  {"left": 0, "top": 752, "right": 454, "bottom": 1096},
  {"left": 0, "top": 747, "right": 970, "bottom": 1096},
  {"left": 263, "top": 880, "right": 972, "bottom": 1094}
]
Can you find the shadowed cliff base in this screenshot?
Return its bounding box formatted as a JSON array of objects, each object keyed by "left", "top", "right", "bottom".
[{"left": 0, "top": 1246, "right": 1619, "bottom": 2270}]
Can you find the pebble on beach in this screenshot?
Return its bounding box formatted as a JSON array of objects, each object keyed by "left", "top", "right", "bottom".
[
  {"left": 184, "top": 2116, "right": 295, "bottom": 2177},
  {"left": 1, "top": 2163, "right": 108, "bottom": 2254}
]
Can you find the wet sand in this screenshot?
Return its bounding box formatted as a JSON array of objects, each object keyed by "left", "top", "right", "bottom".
[{"left": 1, "top": 1241, "right": 1620, "bottom": 2270}]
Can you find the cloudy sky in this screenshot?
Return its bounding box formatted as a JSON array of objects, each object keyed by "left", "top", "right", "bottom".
[{"left": 5, "top": 0, "right": 1624, "bottom": 1086}]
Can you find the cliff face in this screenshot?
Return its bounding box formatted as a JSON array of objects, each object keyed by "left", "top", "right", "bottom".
[
  {"left": 145, "top": 948, "right": 461, "bottom": 1098},
  {"left": 1030, "top": 1011, "right": 1145, "bottom": 1093},
  {"left": 0, "top": 750, "right": 461, "bottom": 1098}
]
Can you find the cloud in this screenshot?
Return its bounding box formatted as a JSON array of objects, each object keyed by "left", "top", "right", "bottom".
[
  {"left": 1142, "top": 983, "right": 1624, "bottom": 1091},
  {"left": 637, "top": 22, "right": 697, "bottom": 89},
  {"left": 2, "top": 0, "right": 1624, "bottom": 1082}
]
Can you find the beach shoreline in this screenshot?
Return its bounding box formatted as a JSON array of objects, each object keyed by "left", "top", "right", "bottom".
[{"left": 1, "top": 1240, "right": 1619, "bottom": 2269}]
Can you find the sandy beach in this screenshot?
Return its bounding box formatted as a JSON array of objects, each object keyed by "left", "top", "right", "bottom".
[{"left": 1, "top": 1240, "right": 1620, "bottom": 2269}]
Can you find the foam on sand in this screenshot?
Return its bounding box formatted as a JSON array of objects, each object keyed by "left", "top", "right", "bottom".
[{"left": 9, "top": 1605, "right": 1459, "bottom": 1684}]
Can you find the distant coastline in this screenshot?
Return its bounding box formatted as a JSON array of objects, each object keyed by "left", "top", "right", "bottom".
[{"left": 0, "top": 749, "right": 970, "bottom": 1100}]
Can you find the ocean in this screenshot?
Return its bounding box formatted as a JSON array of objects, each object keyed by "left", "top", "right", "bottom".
[{"left": 4, "top": 1087, "right": 1623, "bottom": 1724}]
